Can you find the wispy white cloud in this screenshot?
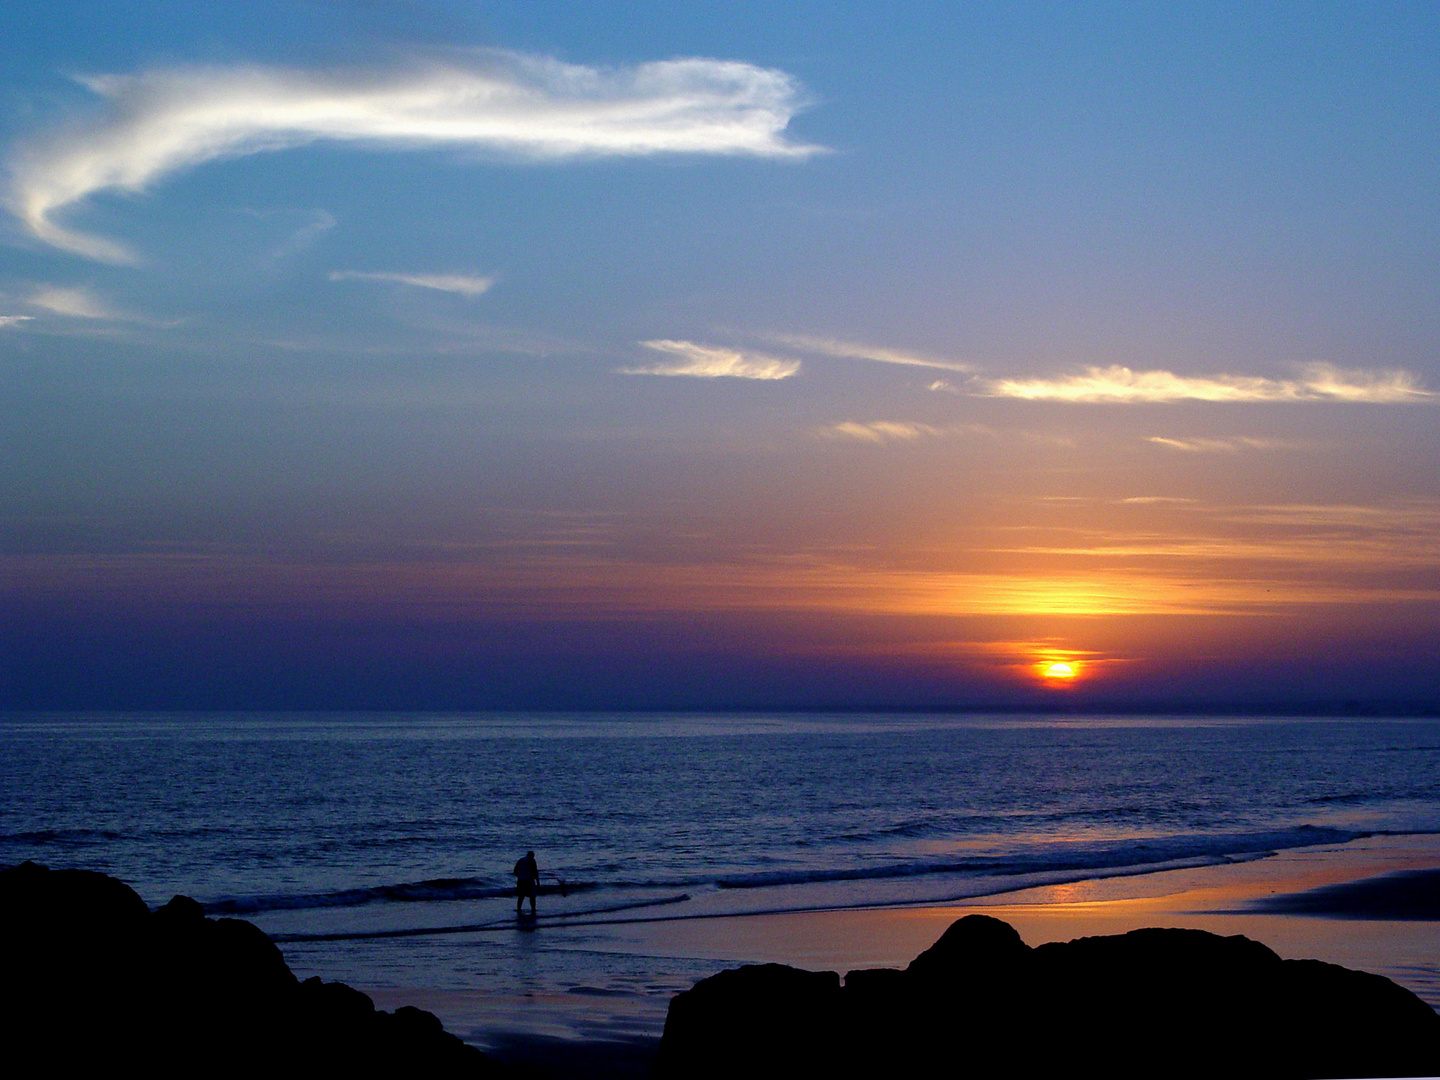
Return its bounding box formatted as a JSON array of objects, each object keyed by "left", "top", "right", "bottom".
[
  {"left": 1146, "top": 436, "right": 1292, "bottom": 453},
  {"left": 9, "top": 51, "right": 819, "bottom": 263},
  {"left": 271, "top": 208, "right": 336, "bottom": 259},
  {"left": 621, "top": 340, "right": 799, "bottom": 380},
  {"left": 981, "top": 363, "right": 1432, "bottom": 403},
  {"left": 29, "top": 285, "right": 125, "bottom": 320},
  {"left": 25, "top": 283, "right": 171, "bottom": 327},
  {"left": 329, "top": 270, "right": 494, "bottom": 296},
  {"left": 821, "top": 420, "right": 943, "bottom": 444},
  {"left": 1119, "top": 496, "right": 1198, "bottom": 504},
  {"left": 770, "top": 333, "right": 974, "bottom": 373},
  {"left": 232, "top": 206, "right": 337, "bottom": 261},
  {"left": 821, "top": 420, "right": 1068, "bottom": 448},
  {"left": 0, "top": 315, "right": 34, "bottom": 328}
]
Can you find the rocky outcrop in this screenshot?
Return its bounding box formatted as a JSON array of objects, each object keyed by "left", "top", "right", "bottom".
[
  {"left": 0, "top": 861, "right": 520, "bottom": 1075},
  {"left": 652, "top": 914, "right": 1440, "bottom": 1079},
  {"left": 654, "top": 963, "right": 845, "bottom": 1074}
]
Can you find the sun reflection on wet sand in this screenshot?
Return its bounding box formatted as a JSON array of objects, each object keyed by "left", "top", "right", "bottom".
[{"left": 578, "top": 835, "right": 1440, "bottom": 1011}]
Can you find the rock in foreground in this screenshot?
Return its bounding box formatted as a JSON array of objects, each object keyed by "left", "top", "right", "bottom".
[
  {"left": 0, "top": 861, "right": 520, "bottom": 1075},
  {"left": 652, "top": 914, "right": 1440, "bottom": 1079}
]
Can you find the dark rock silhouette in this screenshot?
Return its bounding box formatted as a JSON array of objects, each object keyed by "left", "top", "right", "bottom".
[
  {"left": 0, "top": 861, "right": 521, "bottom": 1075},
  {"left": 655, "top": 963, "right": 845, "bottom": 1074},
  {"left": 652, "top": 913, "right": 1440, "bottom": 1080}
]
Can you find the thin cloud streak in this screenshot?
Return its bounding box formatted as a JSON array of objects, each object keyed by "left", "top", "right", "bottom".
[
  {"left": 982, "top": 363, "right": 1432, "bottom": 403},
  {"left": 771, "top": 333, "right": 975, "bottom": 373},
  {"left": 0, "top": 315, "right": 33, "bottom": 328},
  {"left": 9, "top": 51, "right": 820, "bottom": 262},
  {"left": 1147, "top": 436, "right": 1292, "bottom": 453},
  {"left": 987, "top": 498, "right": 1440, "bottom": 568},
  {"left": 269, "top": 208, "right": 336, "bottom": 259},
  {"left": 993, "top": 537, "right": 1440, "bottom": 567},
  {"left": 1228, "top": 502, "right": 1440, "bottom": 532},
  {"left": 622, "top": 340, "right": 799, "bottom": 380},
  {"left": 329, "top": 270, "right": 495, "bottom": 296},
  {"left": 819, "top": 420, "right": 1060, "bottom": 447},
  {"left": 821, "top": 421, "right": 943, "bottom": 443}
]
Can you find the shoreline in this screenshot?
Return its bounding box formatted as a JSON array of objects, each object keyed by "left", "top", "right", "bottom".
[
  {"left": 3, "top": 833, "right": 1435, "bottom": 1078},
  {"left": 358, "top": 833, "right": 1440, "bottom": 1075},
  {"left": 265, "top": 825, "right": 1413, "bottom": 945},
  {"left": 10, "top": 856, "right": 1433, "bottom": 1079}
]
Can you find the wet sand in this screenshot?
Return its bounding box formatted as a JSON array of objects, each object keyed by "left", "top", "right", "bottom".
[{"left": 368, "top": 833, "right": 1440, "bottom": 1077}]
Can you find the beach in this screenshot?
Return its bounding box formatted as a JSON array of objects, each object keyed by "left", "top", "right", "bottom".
[
  {"left": 9, "top": 847, "right": 1434, "bottom": 1079},
  {"left": 355, "top": 832, "right": 1440, "bottom": 1075}
]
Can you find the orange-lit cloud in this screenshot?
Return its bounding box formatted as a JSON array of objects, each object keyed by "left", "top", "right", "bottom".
[
  {"left": 980, "top": 363, "right": 1432, "bottom": 403},
  {"left": 8, "top": 547, "right": 1438, "bottom": 622},
  {"left": 985, "top": 499, "right": 1440, "bottom": 569},
  {"left": 7, "top": 496, "right": 1439, "bottom": 639}
]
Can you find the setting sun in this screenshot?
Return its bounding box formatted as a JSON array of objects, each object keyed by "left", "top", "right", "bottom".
[{"left": 1042, "top": 661, "right": 1078, "bottom": 681}]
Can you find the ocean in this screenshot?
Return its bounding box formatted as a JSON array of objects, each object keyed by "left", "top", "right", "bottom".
[{"left": 4, "top": 712, "right": 1439, "bottom": 1047}]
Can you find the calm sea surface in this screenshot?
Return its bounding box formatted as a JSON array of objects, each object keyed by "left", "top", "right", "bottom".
[{"left": 4, "top": 712, "right": 1439, "bottom": 1030}]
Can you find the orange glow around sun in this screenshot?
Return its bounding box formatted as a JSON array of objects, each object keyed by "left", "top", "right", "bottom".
[{"left": 1040, "top": 660, "right": 1079, "bottom": 682}]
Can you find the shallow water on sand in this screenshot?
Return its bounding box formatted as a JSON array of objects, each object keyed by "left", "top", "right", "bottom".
[{"left": 4, "top": 712, "right": 1439, "bottom": 1047}]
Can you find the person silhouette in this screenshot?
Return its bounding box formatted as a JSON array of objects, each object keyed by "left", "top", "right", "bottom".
[{"left": 513, "top": 850, "right": 539, "bottom": 916}]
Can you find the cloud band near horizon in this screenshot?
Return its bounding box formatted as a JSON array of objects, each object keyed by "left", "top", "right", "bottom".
[{"left": 8, "top": 50, "right": 820, "bottom": 263}]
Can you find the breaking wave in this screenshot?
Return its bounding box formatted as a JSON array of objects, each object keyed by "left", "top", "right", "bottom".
[{"left": 201, "top": 824, "right": 1363, "bottom": 915}]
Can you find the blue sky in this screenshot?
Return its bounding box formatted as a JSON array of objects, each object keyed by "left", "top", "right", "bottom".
[{"left": 3, "top": 2, "right": 1439, "bottom": 709}]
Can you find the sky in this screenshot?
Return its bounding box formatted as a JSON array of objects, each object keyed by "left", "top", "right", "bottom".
[{"left": 2, "top": 1, "right": 1439, "bottom": 711}]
